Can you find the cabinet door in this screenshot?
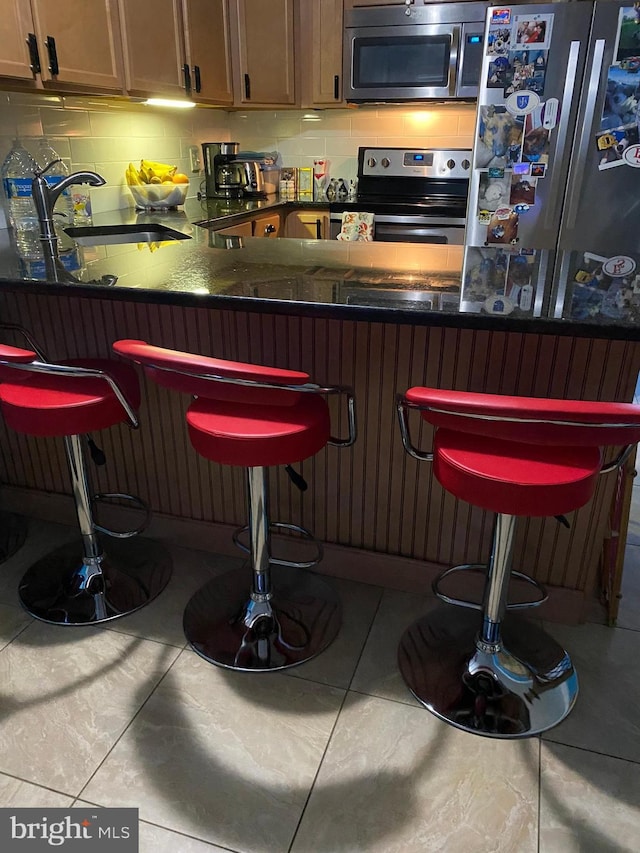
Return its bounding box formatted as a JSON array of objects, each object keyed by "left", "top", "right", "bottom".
[
  {"left": 0, "top": 0, "right": 38, "bottom": 82},
  {"left": 300, "top": 0, "right": 343, "bottom": 107},
  {"left": 232, "top": 0, "right": 295, "bottom": 105},
  {"left": 284, "top": 210, "right": 328, "bottom": 239},
  {"left": 118, "top": 0, "right": 187, "bottom": 97},
  {"left": 252, "top": 212, "right": 281, "bottom": 238},
  {"left": 182, "top": 0, "right": 233, "bottom": 105},
  {"left": 30, "top": 0, "right": 124, "bottom": 91},
  {"left": 215, "top": 221, "right": 253, "bottom": 237}
]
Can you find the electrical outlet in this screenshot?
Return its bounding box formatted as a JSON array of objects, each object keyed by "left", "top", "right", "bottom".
[{"left": 189, "top": 145, "right": 201, "bottom": 173}]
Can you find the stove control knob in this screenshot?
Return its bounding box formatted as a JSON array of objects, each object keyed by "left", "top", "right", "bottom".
[
  {"left": 381, "top": 157, "right": 390, "bottom": 168},
  {"left": 367, "top": 157, "right": 377, "bottom": 168},
  {"left": 446, "top": 158, "right": 456, "bottom": 170},
  {"left": 462, "top": 159, "right": 471, "bottom": 170}
]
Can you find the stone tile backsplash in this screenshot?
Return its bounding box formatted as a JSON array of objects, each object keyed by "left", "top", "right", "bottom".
[{"left": 0, "top": 91, "right": 476, "bottom": 225}]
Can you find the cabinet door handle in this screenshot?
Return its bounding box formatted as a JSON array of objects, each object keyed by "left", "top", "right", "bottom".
[
  {"left": 45, "top": 36, "right": 58, "bottom": 76},
  {"left": 264, "top": 223, "right": 276, "bottom": 235},
  {"left": 316, "top": 218, "right": 322, "bottom": 239},
  {"left": 244, "top": 73, "right": 251, "bottom": 99},
  {"left": 183, "top": 63, "right": 192, "bottom": 95},
  {"left": 26, "top": 33, "right": 41, "bottom": 74},
  {"left": 194, "top": 64, "right": 201, "bottom": 93},
  {"left": 334, "top": 75, "right": 339, "bottom": 100}
]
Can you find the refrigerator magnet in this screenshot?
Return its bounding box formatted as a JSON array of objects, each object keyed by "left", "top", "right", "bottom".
[
  {"left": 505, "top": 89, "right": 541, "bottom": 116},
  {"left": 477, "top": 106, "right": 524, "bottom": 169},
  {"left": 484, "top": 294, "right": 515, "bottom": 315},
  {"left": 488, "top": 55, "right": 512, "bottom": 88},
  {"left": 614, "top": 7, "right": 640, "bottom": 66},
  {"left": 486, "top": 209, "right": 519, "bottom": 245},
  {"left": 510, "top": 174, "right": 537, "bottom": 205},
  {"left": 490, "top": 9, "right": 512, "bottom": 26},
  {"left": 600, "top": 65, "right": 640, "bottom": 131},
  {"left": 602, "top": 256, "right": 636, "bottom": 278},
  {"left": 623, "top": 141, "right": 640, "bottom": 167},
  {"left": 487, "top": 25, "right": 512, "bottom": 56},
  {"left": 596, "top": 126, "right": 639, "bottom": 169},
  {"left": 504, "top": 52, "right": 546, "bottom": 97},
  {"left": 512, "top": 14, "right": 554, "bottom": 51},
  {"left": 530, "top": 163, "right": 546, "bottom": 177}
]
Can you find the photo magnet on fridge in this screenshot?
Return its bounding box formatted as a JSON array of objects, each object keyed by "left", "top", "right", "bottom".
[
  {"left": 512, "top": 14, "right": 554, "bottom": 51},
  {"left": 614, "top": 6, "right": 640, "bottom": 64},
  {"left": 486, "top": 208, "right": 519, "bottom": 245},
  {"left": 522, "top": 106, "right": 551, "bottom": 164},
  {"left": 487, "top": 25, "right": 512, "bottom": 56},
  {"left": 510, "top": 174, "right": 537, "bottom": 205},
  {"left": 504, "top": 51, "right": 547, "bottom": 96},
  {"left": 596, "top": 125, "right": 640, "bottom": 169},
  {"left": 487, "top": 54, "right": 513, "bottom": 88},
  {"left": 601, "top": 65, "right": 640, "bottom": 131},
  {"left": 476, "top": 106, "right": 524, "bottom": 169}
]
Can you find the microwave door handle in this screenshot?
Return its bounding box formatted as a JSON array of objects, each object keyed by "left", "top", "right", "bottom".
[
  {"left": 543, "top": 41, "right": 582, "bottom": 229},
  {"left": 449, "top": 27, "right": 460, "bottom": 96},
  {"left": 565, "top": 39, "right": 605, "bottom": 230}
]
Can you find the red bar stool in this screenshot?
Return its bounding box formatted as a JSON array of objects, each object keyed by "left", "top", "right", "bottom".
[
  {"left": 397, "top": 387, "right": 640, "bottom": 737},
  {"left": 0, "top": 326, "right": 171, "bottom": 625},
  {"left": 113, "top": 339, "right": 356, "bottom": 672}
]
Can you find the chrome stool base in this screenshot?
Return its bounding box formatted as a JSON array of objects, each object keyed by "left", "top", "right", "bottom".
[
  {"left": 398, "top": 606, "right": 578, "bottom": 738},
  {"left": 18, "top": 537, "right": 172, "bottom": 625},
  {"left": 183, "top": 563, "right": 341, "bottom": 672},
  {"left": 0, "top": 511, "right": 28, "bottom": 564}
]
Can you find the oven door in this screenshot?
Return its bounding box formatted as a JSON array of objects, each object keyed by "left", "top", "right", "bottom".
[
  {"left": 344, "top": 24, "right": 459, "bottom": 101},
  {"left": 330, "top": 213, "right": 466, "bottom": 244}
]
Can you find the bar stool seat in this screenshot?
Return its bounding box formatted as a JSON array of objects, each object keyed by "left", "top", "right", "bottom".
[
  {"left": 114, "top": 339, "right": 356, "bottom": 672},
  {"left": 397, "top": 386, "right": 640, "bottom": 738},
  {"left": 0, "top": 330, "right": 171, "bottom": 625},
  {"left": 187, "top": 394, "right": 330, "bottom": 467},
  {"left": 0, "top": 358, "right": 140, "bottom": 436},
  {"left": 433, "top": 429, "right": 602, "bottom": 517}
]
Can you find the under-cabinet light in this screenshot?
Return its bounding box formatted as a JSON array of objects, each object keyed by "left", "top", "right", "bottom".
[{"left": 144, "top": 98, "right": 196, "bottom": 109}]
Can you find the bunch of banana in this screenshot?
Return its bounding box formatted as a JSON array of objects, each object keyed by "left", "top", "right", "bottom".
[{"left": 126, "top": 160, "right": 187, "bottom": 186}]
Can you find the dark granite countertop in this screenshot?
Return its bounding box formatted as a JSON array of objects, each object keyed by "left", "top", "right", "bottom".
[{"left": 0, "top": 197, "right": 638, "bottom": 341}]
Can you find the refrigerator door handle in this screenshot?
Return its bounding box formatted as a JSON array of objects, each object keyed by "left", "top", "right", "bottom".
[
  {"left": 565, "top": 39, "right": 605, "bottom": 230},
  {"left": 544, "top": 41, "right": 582, "bottom": 229}
]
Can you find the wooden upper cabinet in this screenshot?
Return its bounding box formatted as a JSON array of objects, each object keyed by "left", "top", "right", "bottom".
[
  {"left": 299, "top": 0, "right": 343, "bottom": 108},
  {"left": 0, "top": 0, "right": 124, "bottom": 91},
  {"left": 182, "top": 0, "right": 233, "bottom": 105},
  {"left": 118, "top": 0, "right": 186, "bottom": 98},
  {"left": 231, "top": 0, "right": 295, "bottom": 106},
  {"left": 0, "top": 1, "right": 38, "bottom": 82}
]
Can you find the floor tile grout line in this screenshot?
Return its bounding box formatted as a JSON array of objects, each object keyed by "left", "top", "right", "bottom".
[
  {"left": 536, "top": 736, "right": 542, "bottom": 853},
  {"left": 286, "top": 685, "right": 351, "bottom": 853},
  {"left": 0, "top": 770, "right": 76, "bottom": 802},
  {"left": 74, "top": 645, "right": 186, "bottom": 802},
  {"left": 540, "top": 736, "right": 640, "bottom": 766},
  {"left": 286, "top": 587, "right": 386, "bottom": 853},
  {"left": 69, "top": 797, "right": 242, "bottom": 853},
  {"left": 0, "top": 615, "right": 35, "bottom": 652}
]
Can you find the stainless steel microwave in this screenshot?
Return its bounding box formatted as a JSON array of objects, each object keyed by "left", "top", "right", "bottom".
[{"left": 343, "top": 2, "right": 489, "bottom": 103}]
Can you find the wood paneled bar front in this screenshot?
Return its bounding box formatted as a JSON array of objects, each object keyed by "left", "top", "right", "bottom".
[{"left": 0, "top": 283, "right": 637, "bottom": 625}]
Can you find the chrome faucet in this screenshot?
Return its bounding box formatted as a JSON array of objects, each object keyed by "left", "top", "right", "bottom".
[{"left": 31, "top": 160, "right": 106, "bottom": 242}]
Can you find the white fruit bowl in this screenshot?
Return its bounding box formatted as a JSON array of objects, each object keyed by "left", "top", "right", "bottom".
[{"left": 128, "top": 181, "right": 189, "bottom": 210}]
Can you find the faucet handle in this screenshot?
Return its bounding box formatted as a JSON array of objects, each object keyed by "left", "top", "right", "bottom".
[{"left": 33, "top": 159, "right": 63, "bottom": 178}]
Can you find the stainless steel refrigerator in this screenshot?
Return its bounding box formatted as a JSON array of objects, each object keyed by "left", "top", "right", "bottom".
[{"left": 463, "top": 0, "right": 640, "bottom": 325}]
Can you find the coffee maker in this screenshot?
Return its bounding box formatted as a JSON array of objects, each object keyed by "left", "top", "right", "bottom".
[{"left": 202, "top": 142, "right": 244, "bottom": 199}]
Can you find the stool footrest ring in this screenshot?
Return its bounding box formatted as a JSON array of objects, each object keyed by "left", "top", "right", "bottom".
[
  {"left": 92, "top": 492, "right": 151, "bottom": 539},
  {"left": 232, "top": 522, "right": 323, "bottom": 569},
  {"left": 433, "top": 564, "right": 548, "bottom": 611}
]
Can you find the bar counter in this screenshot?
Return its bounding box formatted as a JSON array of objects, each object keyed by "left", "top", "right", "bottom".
[{"left": 0, "top": 200, "right": 638, "bottom": 624}]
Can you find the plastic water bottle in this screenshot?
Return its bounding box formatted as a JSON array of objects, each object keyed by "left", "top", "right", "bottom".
[
  {"left": 35, "top": 138, "right": 73, "bottom": 224},
  {"left": 1, "top": 139, "right": 40, "bottom": 259}
]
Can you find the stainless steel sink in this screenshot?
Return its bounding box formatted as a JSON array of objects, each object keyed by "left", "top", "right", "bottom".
[{"left": 63, "top": 224, "right": 192, "bottom": 246}]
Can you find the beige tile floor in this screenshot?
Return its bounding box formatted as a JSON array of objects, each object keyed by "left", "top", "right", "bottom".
[{"left": 0, "top": 508, "right": 639, "bottom": 853}]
